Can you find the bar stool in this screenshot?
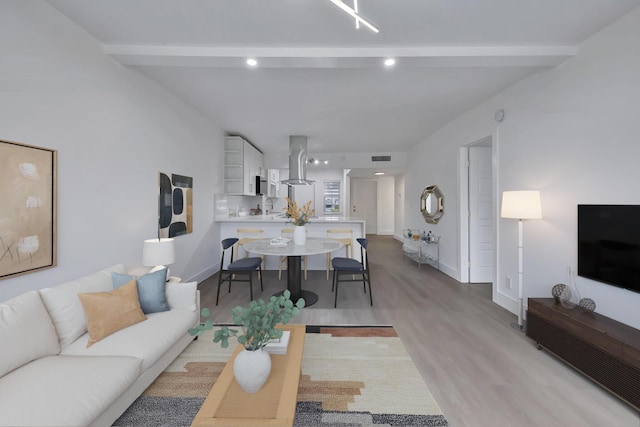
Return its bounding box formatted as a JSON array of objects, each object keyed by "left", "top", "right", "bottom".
[
  {"left": 279, "top": 228, "right": 307, "bottom": 280},
  {"left": 325, "top": 228, "right": 353, "bottom": 280}
]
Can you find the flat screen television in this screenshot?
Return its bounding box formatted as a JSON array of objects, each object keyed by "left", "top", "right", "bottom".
[{"left": 578, "top": 204, "right": 640, "bottom": 293}]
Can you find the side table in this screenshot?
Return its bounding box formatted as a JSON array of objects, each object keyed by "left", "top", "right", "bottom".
[{"left": 402, "top": 237, "right": 439, "bottom": 270}]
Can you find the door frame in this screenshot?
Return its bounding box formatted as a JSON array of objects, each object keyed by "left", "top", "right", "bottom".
[{"left": 458, "top": 135, "right": 498, "bottom": 288}]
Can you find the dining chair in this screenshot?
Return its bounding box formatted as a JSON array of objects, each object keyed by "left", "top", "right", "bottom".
[
  {"left": 331, "top": 238, "right": 372, "bottom": 308},
  {"left": 325, "top": 228, "right": 353, "bottom": 280},
  {"left": 236, "top": 228, "right": 265, "bottom": 277},
  {"left": 278, "top": 228, "right": 307, "bottom": 280},
  {"left": 216, "top": 238, "right": 263, "bottom": 305}
]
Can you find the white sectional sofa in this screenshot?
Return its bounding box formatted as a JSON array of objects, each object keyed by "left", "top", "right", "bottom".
[{"left": 0, "top": 264, "right": 200, "bottom": 427}]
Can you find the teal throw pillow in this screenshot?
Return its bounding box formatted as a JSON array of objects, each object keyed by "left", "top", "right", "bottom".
[{"left": 112, "top": 269, "right": 169, "bottom": 314}]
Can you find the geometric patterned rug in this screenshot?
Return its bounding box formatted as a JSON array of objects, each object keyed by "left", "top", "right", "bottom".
[{"left": 113, "top": 326, "right": 449, "bottom": 426}]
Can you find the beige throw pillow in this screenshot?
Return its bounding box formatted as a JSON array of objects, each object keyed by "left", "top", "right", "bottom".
[{"left": 78, "top": 279, "right": 146, "bottom": 347}]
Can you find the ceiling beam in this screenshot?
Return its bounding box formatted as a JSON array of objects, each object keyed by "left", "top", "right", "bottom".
[{"left": 104, "top": 45, "right": 577, "bottom": 68}]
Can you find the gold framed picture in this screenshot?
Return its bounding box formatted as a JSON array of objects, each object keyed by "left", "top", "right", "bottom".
[{"left": 0, "top": 139, "right": 57, "bottom": 279}]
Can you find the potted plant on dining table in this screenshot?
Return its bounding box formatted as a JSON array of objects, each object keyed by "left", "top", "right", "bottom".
[
  {"left": 284, "top": 197, "right": 315, "bottom": 246},
  {"left": 189, "top": 290, "right": 305, "bottom": 393}
]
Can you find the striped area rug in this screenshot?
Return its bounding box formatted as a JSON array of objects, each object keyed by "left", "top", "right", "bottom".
[{"left": 113, "top": 326, "right": 448, "bottom": 426}]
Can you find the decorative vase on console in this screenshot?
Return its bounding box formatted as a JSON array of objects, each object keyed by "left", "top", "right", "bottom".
[
  {"left": 560, "top": 267, "right": 580, "bottom": 309},
  {"left": 284, "top": 197, "right": 314, "bottom": 246},
  {"left": 559, "top": 285, "right": 574, "bottom": 309}
]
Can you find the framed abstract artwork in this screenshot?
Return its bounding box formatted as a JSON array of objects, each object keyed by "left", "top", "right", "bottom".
[
  {"left": 0, "top": 139, "right": 57, "bottom": 279},
  {"left": 159, "top": 172, "right": 193, "bottom": 238}
]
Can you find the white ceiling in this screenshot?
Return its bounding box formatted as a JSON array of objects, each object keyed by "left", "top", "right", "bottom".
[{"left": 47, "top": 0, "right": 640, "bottom": 163}]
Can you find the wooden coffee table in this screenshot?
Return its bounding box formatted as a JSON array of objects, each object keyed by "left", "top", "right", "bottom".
[{"left": 191, "top": 324, "right": 305, "bottom": 427}]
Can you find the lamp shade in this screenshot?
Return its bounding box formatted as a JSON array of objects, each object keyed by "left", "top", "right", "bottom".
[
  {"left": 500, "top": 191, "right": 542, "bottom": 220},
  {"left": 142, "top": 238, "right": 175, "bottom": 267}
]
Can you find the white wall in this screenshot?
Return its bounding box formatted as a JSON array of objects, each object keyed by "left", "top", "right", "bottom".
[
  {"left": 394, "top": 174, "right": 406, "bottom": 239},
  {"left": 376, "top": 176, "right": 395, "bottom": 235},
  {"left": 307, "top": 168, "right": 346, "bottom": 216},
  {"left": 0, "top": 2, "right": 223, "bottom": 302},
  {"left": 405, "top": 6, "right": 640, "bottom": 328}
]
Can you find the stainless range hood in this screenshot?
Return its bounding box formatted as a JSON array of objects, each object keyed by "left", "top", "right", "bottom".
[{"left": 280, "top": 135, "right": 315, "bottom": 186}]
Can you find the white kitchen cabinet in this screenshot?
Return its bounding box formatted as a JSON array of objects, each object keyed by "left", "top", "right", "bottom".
[
  {"left": 241, "top": 139, "right": 253, "bottom": 195},
  {"left": 223, "top": 137, "right": 244, "bottom": 194},
  {"left": 253, "top": 148, "right": 265, "bottom": 178},
  {"left": 224, "top": 136, "right": 264, "bottom": 195}
]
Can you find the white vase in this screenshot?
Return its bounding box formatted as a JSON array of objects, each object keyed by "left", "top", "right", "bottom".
[
  {"left": 232, "top": 348, "right": 272, "bottom": 393},
  {"left": 293, "top": 225, "right": 306, "bottom": 246}
]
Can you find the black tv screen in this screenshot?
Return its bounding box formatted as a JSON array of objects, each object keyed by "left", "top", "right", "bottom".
[{"left": 578, "top": 205, "right": 640, "bottom": 293}]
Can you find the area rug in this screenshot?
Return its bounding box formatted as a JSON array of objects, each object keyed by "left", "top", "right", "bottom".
[{"left": 113, "top": 326, "right": 448, "bottom": 426}]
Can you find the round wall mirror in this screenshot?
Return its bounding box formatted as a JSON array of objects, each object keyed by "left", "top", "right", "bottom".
[{"left": 420, "top": 185, "right": 444, "bottom": 224}]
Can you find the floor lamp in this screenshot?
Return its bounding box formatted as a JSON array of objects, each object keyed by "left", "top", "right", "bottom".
[{"left": 500, "top": 190, "right": 542, "bottom": 332}]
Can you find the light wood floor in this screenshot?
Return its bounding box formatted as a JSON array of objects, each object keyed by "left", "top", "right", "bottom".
[{"left": 198, "top": 235, "right": 640, "bottom": 427}]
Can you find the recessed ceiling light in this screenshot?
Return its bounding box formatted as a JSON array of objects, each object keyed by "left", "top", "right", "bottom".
[
  {"left": 374, "top": 172, "right": 385, "bottom": 175},
  {"left": 324, "top": 160, "right": 329, "bottom": 165},
  {"left": 384, "top": 58, "right": 396, "bottom": 67},
  {"left": 246, "top": 58, "right": 258, "bottom": 67}
]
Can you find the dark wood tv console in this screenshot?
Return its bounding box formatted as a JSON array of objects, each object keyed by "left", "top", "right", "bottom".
[{"left": 527, "top": 298, "right": 640, "bottom": 410}]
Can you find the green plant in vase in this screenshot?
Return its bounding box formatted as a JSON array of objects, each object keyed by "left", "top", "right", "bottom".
[
  {"left": 189, "top": 290, "right": 305, "bottom": 393},
  {"left": 189, "top": 290, "right": 305, "bottom": 350}
]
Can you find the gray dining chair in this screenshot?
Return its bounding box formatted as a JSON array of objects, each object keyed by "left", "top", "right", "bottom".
[
  {"left": 216, "top": 238, "right": 263, "bottom": 305},
  {"left": 331, "top": 238, "right": 372, "bottom": 308}
]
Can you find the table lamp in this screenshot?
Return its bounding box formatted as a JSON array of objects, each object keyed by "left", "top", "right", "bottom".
[
  {"left": 142, "top": 238, "right": 175, "bottom": 281},
  {"left": 501, "top": 190, "right": 542, "bottom": 331}
]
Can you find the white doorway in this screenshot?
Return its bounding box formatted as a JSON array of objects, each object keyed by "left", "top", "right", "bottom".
[
  {"left": 469, "top": 146, "right": 494, "bottom": 282},
  {"left": 351, "top": 179, "right": 377, "bottom": 234},
  {"left": 459, "top": 136, "right": 495, "bottom": 284}
]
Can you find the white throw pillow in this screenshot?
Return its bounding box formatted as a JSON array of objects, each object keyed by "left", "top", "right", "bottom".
[
  {"left": 0, "top": 291, "right": 60, "bottom": 377},
  {"left": 166, "top": 281, "right": 198, "bottom": 312},
  {"left": 39, "top": 264, "right": 126, "bottom": 349}
]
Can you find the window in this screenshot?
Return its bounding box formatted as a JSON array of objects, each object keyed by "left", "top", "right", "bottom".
[{"left": 323, "top": 181, "right": 341, "bottom": 214}]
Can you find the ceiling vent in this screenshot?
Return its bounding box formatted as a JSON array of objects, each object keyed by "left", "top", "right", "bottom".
[{"left": 371, "top": 155, "right": 391, "bottom": 162}]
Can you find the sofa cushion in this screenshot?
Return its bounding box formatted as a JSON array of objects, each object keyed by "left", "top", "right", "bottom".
[
  {"left": 0, "top": 291, "right": 60, "bottom": 378},
  {"left": 78, "top": 279, "right": 147, "bottom": 347},
  {"left": 166, "top": 281, "right": 198, "bottom": 311},
  {"left": 112, "top": 268, "right": 170, "bottom": 314},
  {"left": 61, "top": 308, "right": 197, "bottom": 372},
  {"left": 0, "top": 355, "right": 141, "bottom": 427},
  {"left": 39, "top": 264, "right": 126, "bottom": 349}
]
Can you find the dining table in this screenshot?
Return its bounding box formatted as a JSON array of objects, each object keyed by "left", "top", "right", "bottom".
[{"left": 241, "top": 237, "right": 344, "bottom": 307}]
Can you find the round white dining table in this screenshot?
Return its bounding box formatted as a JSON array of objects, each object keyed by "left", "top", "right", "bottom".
[{"left": 241, "top": 237, "right": 344, "bottom": 306}]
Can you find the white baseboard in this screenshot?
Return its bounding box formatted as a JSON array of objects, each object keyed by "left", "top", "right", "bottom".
[
  {"left": 187, "top": 264, "right": 219, "bottom": 284},
  {"left": 377, "top": 230, "right": 394, "bottom": 235},
  {"left": 493, "top": 290, "right": 525, "bottom": 319},
  {"left": 438, "top": 262, "right": 458, "bottom": 281}
]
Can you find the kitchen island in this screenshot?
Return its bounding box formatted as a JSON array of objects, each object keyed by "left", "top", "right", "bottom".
[{"left": 217, "top": 215, "right": 365, "bottom": 270}]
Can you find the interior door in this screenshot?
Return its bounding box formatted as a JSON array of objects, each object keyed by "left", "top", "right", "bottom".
[
  {"left": 350, "top": 179, "right": 377, "bottom": 234},
  {"left": 469, "top": 146, "right": 494, "bottom": 282}
]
